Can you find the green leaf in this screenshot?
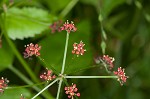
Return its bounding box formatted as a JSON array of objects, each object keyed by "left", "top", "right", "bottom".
[
  {"left": 4, "top": 7, "right": 53, "bottom": 40},
  {"left": 0, "top": 40, "right": 14, "bottom": 71},
  {"left": 0, "top": 88, "right": 32, "bottom": 99}
]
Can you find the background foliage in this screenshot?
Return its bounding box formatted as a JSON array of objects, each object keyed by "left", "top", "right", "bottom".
[{"left": 0, "top": 0, "right": 150, "bottom": 99}]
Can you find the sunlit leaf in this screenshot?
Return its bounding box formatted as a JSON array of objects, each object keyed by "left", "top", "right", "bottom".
[{"left": 4, "top": 7, "right": 53, "bottom": 40}]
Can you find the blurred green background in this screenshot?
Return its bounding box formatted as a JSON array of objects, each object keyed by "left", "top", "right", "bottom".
[{"left": 0, "top": 0, "right": 150, "bottom": 99}]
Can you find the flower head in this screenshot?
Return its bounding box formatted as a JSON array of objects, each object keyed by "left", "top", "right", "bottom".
[
  {"left": 72, "top": 41, "right": 86, "bottom": 56},
  {"left": 101, "top": 55, "right": 115, "bottom": 70},
  {"left": 114, "top": 67, "right": 128, "bottom": 86},
  {"left": 50, "top": 20, "right": 63, "bottom": 33},
  {"left": 0, "top": 77, "right": 9, "bottom": 94},
  {"left": 40, "top": 68, "right": 56, "bottom": 81},
  {"left": 23, "top": 43, "right": 41, "bottom": 58},
  {"left": 60, "top": 20, "right": 77, "bottom": 33},
  {"left": 64, "top": 83, "right": 80, "bottom": 99}
]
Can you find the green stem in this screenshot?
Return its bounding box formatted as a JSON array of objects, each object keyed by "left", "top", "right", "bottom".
[
  {"left": 99, "top": 12, "right": 107, "bottom": 54},
  {"left": 60, "top": 0, "right": 79, "bottom": 18},
  {"left": 56, "top": 79, "right": 63, "bottom": 99},
  {"left": 3, "top": 31, "right": 38, "bottom": 83},
  {"left": 0, "top": 13, "right": 39, "bottom": 83},
  {"left": 6, "top": 82, "right": 45, "bottom": 89},
  {"left": 65, "top": 76, "right": 118, "bottom": 79},
  {"left": 56, "top": 32, "right": 69, "bottom": 99},
  {"left": 8, "top": 66, "right": 52, "bottom": 99},
  {"left": 31, "top": 79, "right": 58, "bottom": 99},
  {"left": 61, "top": 33, "right": 69, "bottom": 74},
  {"left": 100, "top": 59, "right": 111, "bottom": 73}
]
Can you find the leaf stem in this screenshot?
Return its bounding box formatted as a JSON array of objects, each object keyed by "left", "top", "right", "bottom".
[
  {"left": 8, "top": 66, "right": 53, "bottom": 99},
  {"left": 60, "top": 0, "right": 79, "bottom": 18},
  {"left": 65, "top": 76, "right": 118, "bottom": 79},
  {"left": 57, "top": 32, "right": 69, "bottom": 99},
  {"left": 61, "top": 33, "right": 69, "bottom": 74},
  {"left": 6, "top": 82, "right": 45, "bottom": 89},
  {"left": 56, "top": 79, "right": 63, "bottom": 99},
  {"left": 31, "top": 78, "right": 58, "bottom": 99}
]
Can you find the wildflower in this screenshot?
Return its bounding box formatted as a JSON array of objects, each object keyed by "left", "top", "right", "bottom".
[
  {"left": 114, "top": 67, "right": 128, "bottom": 86},
  {"left": 60, "top": 20, "right": 77, "bottom": 33},
  {"left": 50, "top": 20, "right": 63, "bottom": 33},
  {"left": 40, "top": 69, "right": 56, "bottom": 81},
  {"left": 101, "top": 55, "right": 115, "bottom": 70},
  {"left": 23, "top": 43, "right": 41, "bottom": 58},
  {"left": 64, "top": 83, "right": 80, "bottom": 99},
  {"left": 0, "top": 77, "right": 9, "bottom": 94},
  {"left": 72, "top": 41, "right": 86, "bottom": 56}
]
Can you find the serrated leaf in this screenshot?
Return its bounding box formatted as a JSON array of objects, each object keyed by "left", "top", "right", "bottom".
[
  {"left": 0, "top": 40, "right": 14, "bottom": 71},
  {"left": 4, "top": 7, "right": 52, "bottom": 40}
]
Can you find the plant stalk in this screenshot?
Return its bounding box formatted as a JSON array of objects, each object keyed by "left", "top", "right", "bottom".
[
  {"left": 31, "top": 79, "right": 58, "bottom": 99},
  {"left": 65, "top": 76, "right": 118, "bottom": 79}
]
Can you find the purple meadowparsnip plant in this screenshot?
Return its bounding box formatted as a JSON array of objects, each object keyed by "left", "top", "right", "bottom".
[
  {"left": 72, "top": 41, "right": 86, "bottom": 56},
  {"left": 40, "top": 68, "right": 56, "bottom": 81},
  {"left": 50, "top": 20, "right": 63, "bottom": 33},
  {"left": 60, "top": 20, "right": 77, "bottom": 33},
  {"left": 1, "top": 20, "right": 128, "bottom": 99},
  {"left": 0, "top": 77, "right": 9, "bottom": 94},
  {"left": 94, "top": 55, "right": 115, "bottom": 71},
  {"left": 23, "top": 43, "right": 41, "bottom": 58},
  {"left": 114, "top": 67, "right": 129, "bottom": 86},
  {"left": 64, "top": 83, "right": 80, "bottom": 99}
]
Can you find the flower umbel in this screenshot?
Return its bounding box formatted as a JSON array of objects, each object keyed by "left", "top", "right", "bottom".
[
  {"left": 114, "top": 67, "right": 128, "bottom": 86},
  {"left": 72, "top": 41, "right": 86, "bottom": 56},
  {"left": 23, "top": 43, "right": 41, "bottom": 58},
  {"left": 101, "top": 55, "right": 115, "bottom": 70},
  {"left": 50, "top": 20, "right": 63, "bottom": 33},
  {"left": 0, "top": 77, "right": 9, "bottom": 94},
  {"left": 60, "top": 20, "right": 77, "bottom": 33},
  {"left": 64, "top": 83, "right": 80, "bottom": 99},
  {"left": 40, "top": 68, "right": 56, "bottom": 81}
]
